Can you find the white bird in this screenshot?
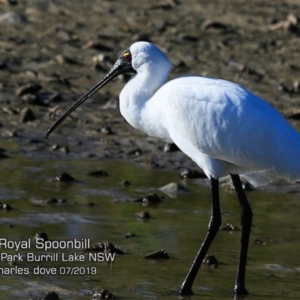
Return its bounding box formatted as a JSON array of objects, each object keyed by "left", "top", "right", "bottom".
[{"left": 45, "top": 42, "right": 300, "bottom": 295}]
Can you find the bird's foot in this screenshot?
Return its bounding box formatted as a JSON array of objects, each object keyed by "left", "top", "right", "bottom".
[
  {"left": 234, "top": 284, "right": 249, "bottom": 295},
  {"left": 179, "top": 286, "right": 194, "bottom": 296}
]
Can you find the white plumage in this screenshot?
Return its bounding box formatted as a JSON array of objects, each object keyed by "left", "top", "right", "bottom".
[
  {"left": 119, "top": 42, "right": 300, "bottom": 187},
  {"left": 46, "top": 41, "right": 300, "bottom": 295}
]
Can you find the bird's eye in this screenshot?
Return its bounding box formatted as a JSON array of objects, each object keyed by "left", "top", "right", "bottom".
[{"left": 122, "top": 51, "right": 131, "bottom": 62}]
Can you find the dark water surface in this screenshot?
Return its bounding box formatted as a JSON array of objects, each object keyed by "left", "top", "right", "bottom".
[{"left": 1, "top": 142, "right": 300, "bottom": 299}]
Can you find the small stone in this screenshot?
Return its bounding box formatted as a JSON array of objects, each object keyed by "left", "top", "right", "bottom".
[
  {"left": 159, "top": 182, "right": 190, "bottom": 198},
  {"left": 54, "top": 54, "right": 78, "bottom": 65},
  {"left": 0, "top": 0, "right": 19, "bottom": 5},
  {"left": 135, "top": 211, "right": 150, "bottom": 219},
  {"left": 100, "top": 126, "right": 112, "bottom": 135},
  {"left": 287, "top": 14, "right": 298, "bottom": 26},
  {"left": 21, "top": 94, "right": 41, "bottom": 105},
  {"left": 121, "top": 180, "right": 130, "bottom": 187},
  {"left": 201, "top": 19, "right": 228, "bottom": 29},
  {"left": 124, "top": 232, "right": 136, "bottom": 239},
  {"left": 151, "top": 0, "right": 179, "bottom": 10},
  {"left": 20, "top": 107, "right": 36, "bottom": 122},
  {"left": 127, "top": 148, "right": 142, "bottom": 156},
  {"left": 293, "top": 80, "right": 300, "bottom": 92},
  {"left": 55, "top": 172, "right": 75, "bottom": 182},
  {"left": 143, "top": 193, "right": 161, "bottom": 204},
  {"left": 0, "top": 203, "right": 12, "bottom": 210},
  {"left": 180, "top": 169, "right": 206, "bottom": 179},
  {"left": 144, "top": 249, "right": 170, "bottom": 259},
  {"left": 0, "top": 11, "right": 26, "bottom": 23},
  {"left": 45, "top": 93, "right": 63, "bottom": 104},
  {"left": 34, "top": 232, "right": 48, "bottom": 242},
  {"left": 87, "top": 170, "right": 109, "bottom": 177},
  {"left": 42, "top": 291, "right": 60, "bottom": 300},
  {"left": 92, "top": 289, "right": 114, "bottom": 299},
  {"left": 84, "top": 241, "right": 123, "bottom": 254},
  {"left": 0, "top": 152, "right": 9, "bottom": 159},
  {"left": 54, "top": 27, "right": 78, "bottom": 42},
  {"left": 163, "top": 143, "right": 179, "bottom": 152},
  {"left": 46, "top": 198, "right": 66, "bottom": 204},
  {"left": 16, "top": 84, "right": 42, "bottom": 96},
  {"left": 220, "top": 223, "right": 239, "bottom": 231},
  {"left": 254, "top": 239, "right": 266, "bottom": 245},
  {"left": 203, "top": 255, "right": 218, "bottom": 268}
]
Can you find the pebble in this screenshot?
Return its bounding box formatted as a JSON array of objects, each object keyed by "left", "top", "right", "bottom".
[
  {"left": 203, "top": 254, "right": 218, "bottom": 268},
  {"left": 16, "top": 84, "right": 42, "bottom": 96},
  {"left": 180, "top": 169, "right": 206, "bottom": 179},
  {"left": 42, "top": 291, "right": 60, "bottom": 300},
  {"left": 84, "top": 241, "right": 124, "bottom": 254},
  {"left": 87, "top": 170, "right": 109, "bottom": 177},
  {"left": 0, "top": 203, "right": 12, "bottom": 210},
  {"left": 144, "top": 249, "right": 170, "bottom": 259},
  {"left": 0, "top": 152, "right": 9, "bottom": 159},
  {"left": 220, "top": 223, "right": 239, "bottom": 231},
  {"left": 92, "top": 289, "right": 114, "bottom": 299},
  {"left": 124, "top": 232, "right": 136, "bottom": 239},
  {"left": 55, "top": 172, "right": 76, "bottom": 182},
  {"left": 163, "top": 143, "right": 179, "bottom": 152},
  {"left": 201, "top": 19, "right": 228, "bottom": 30},
  {"left": 132, "top": 193, "right": 162, "bottom": 204},
  {"left": 19, "top": 107, "right": 36, "bottom": 122},
  {"left": 34, "top": 232, "right": 48, "bottom": 242},
  {"left": 100, "top": 126, "right": 112, "bottom": 135},
  {"left": 135, "top": 211, "right": 150, "bottom": 219},
  {"left": 254, "top": 239, "right": 266, "bottom": 245},
  {"left": 159, "top": 182, "right": 190, "bottom": 198},
  {"left": 0, "top": 11, "right": 26, "bottom": 23}
]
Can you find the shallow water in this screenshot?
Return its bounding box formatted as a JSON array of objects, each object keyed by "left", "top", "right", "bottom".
[{"left": 1, "top": 148, "right": 300, "bottom": 299}]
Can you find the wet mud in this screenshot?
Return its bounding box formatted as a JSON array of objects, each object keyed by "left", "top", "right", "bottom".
[{"left": 1, "top": 1, "right": 300, "bottom": 299}]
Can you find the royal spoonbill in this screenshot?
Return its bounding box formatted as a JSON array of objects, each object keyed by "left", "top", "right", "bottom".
[{"left": 45, "top": 41, "right": 300, "bottom": 295}]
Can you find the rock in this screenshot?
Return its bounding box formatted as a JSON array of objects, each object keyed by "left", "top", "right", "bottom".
[
  {"left": 144, "top": 249, "right": 170, "bottom": 259},
  {"left": 16, "top": 84, "right": 42, "bottom": 96},
  {"left": 0, "top": 0, "right": 19, "bottom": 5},
  {"left": 83, "top": 241, "right": 124, "bottom": 254},
  {"left": 159, "top": 182, "right": 190, "bottom": 198},
  {"left": 163, "top": 143, "right": 179, "bottom": 152},
  {"left": 132, "top": 193, "right": 162, "bottom": 204},
  {"left": 100, "top": 126, "right": 112, "bottom": 135},
  {"left": 87, "top": 170, "right": 109, "bottom": 177},
  {"left": 83, "top": 40, "right": 113, "bottom": 51},
  {"left": 0, "top": 11, "right": 26, "bottom": 23},
  {"left": 124, "top": 232, "right": 136, "bottom": 238},
  {"left": 34, "top": 232, "right": 48, "bottom": 242},
  {"left": 135, "top": 211, "right": 150, "bottom": 219},
  {"left": 0, "top": 152, "right": 9, "bottom": 159},
  {"left": 19, "top": 107, "right": 36, "bottom": 122},
  {"left": 92, "top": 289, "right": 114, "bottom": 299},
  {"left": 55, "top": 172, "right": 76, "bottom": 182},
  {"left": 203, "top": 255, "right": 218, "bottom": 268},
  {"left": 41, "top": 291, "right": 60, "bottom": 300},
  {"left": 220, "top": 223, "right": 239, "bottom": 231},
  {"left": 201, "top": 19, "right": 228, "bottom": 29},
  {"left": 0, "top": 203, "right": 12, "bottom": 210},
  {"left": 253, "top": 239, "right": 266, "bottom": 245},
  {"left": 180, "top": 169, "right": 206, "bottom": 179}
]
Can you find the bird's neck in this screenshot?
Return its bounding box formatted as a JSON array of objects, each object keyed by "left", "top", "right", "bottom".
[{"left": 119, "top": 66, "right": 170, "bottom": 130}]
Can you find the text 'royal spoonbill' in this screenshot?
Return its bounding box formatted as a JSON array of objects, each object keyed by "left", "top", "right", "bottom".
[{"left": 45, "top": 42, "right": 300, "bottom": 295}]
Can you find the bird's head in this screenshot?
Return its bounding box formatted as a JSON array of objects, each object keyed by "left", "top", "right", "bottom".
[{"left": 45, "top": 42, "right": 170, "bottom": 139}]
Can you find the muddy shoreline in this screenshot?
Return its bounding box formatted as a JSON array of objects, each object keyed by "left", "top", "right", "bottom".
[{"left": 1, "top": 0, "right": 300, "bottom": 190}]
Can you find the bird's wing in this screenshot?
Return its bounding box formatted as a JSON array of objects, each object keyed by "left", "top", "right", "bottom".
[{"left": 161, "top": 76, "right": 300, "bottom": 182}]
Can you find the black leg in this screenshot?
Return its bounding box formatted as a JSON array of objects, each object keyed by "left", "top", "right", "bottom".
[
  {"left": 179, "top": 178, "right": 221, "bottom": 295},
  {"left": 230, "top": 174, "right": 253, "bottom": 295}
]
